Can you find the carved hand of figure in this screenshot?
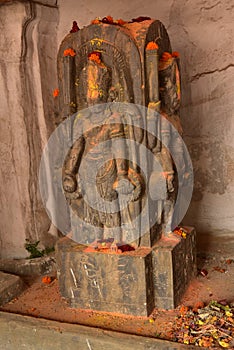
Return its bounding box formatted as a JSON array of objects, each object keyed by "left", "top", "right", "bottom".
[
  {"left": 131, "top": 183, "right": 142, "bottom": 201},
  {"left": 165, "top": 173, "right": 174, "bottom": 193},
  {"left": 114, "top": 177, "right": 135, "bottom": 196},
  {"left": 127, "top": 170, "right": 143, "bottom": 201},
  {"left": 63, "top": 174, "right": 82, "bottom": 199},
  {"left": 102, "top": 189, "right": 118, "bottom": 202}
]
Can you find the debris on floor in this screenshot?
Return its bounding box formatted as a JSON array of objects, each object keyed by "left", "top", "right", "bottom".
[{"left": 172, "top": 301, "right": 234, "bottom": 348}]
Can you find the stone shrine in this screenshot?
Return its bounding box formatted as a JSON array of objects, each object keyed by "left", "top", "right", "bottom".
[{"left": 54, "top": 16, "right": 196, "bottom": 316}]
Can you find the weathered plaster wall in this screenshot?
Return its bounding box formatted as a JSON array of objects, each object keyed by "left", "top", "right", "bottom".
[
  {"left": 0, "top": 0, "right": 233, "bottom": 259},
  {"left": 57, "top": 0, "right": 234, "bottom": 235},
  {"left": 0, "top": 0, "right": 59, "bottom": 258}
]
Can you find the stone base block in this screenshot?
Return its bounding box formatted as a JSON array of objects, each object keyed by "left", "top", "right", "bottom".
[
  {"left": 56, "top": 227, "right": 196, "bottom": 315},
  {"left": 56, "top": 237, "right": 154, "bottom": 316},
  {"left": 152, "top": 226, "right": 197, "bottom": 309},
  {"left": 0, "top": 256, "right": 56, "bottom": 276},
  {"left": 0, "top": 271, "right": 25, "bottom": 306}
]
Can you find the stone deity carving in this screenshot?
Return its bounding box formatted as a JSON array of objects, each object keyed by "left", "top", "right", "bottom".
[
  {"left": 55, "top": 18, "right": 186, "bottom": 247},
  {"left": 62, "top": 53, "right": 142, "bottom": 244}
]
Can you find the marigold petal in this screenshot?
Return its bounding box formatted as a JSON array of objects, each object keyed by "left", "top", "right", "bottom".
[
  {"left": 146, "top": 41, "right": 159, "bottom": 50},
  {"left": 102, "top": 16, "right": 113, "bottom": 24},
  {"left": 42, "top": 276, "right": 52, "bottom": 284},
  {"left": 53, "top": 88, "right": 59, "bottom": 97},
  {"left": 172, "top": 51, "right": 180, "bottom": 58},
  {"left": 116, "top": 19, "right": 126, "bottom": 25},
  {"left": 91, "top": 18, "right": 100, "bottom": 24},
  {"left": 160, "top": 52, "right": 172, "bottom": 61}
]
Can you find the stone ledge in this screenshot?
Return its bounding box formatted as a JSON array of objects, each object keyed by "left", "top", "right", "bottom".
[
  {"left": 0, "top": 0, "right": 57, "bottom": 6},
  {"left": 0, "top": 272, "right": 25, "bottom": 306},
  {"left": 152, "top": 227, "right": 197, "bottom": 309},
  {"left": 0, "top": 256, "right": 56, "bottom": 276},
  {"left": 0, "top": 311, "right": 198, "bottom": 349}
]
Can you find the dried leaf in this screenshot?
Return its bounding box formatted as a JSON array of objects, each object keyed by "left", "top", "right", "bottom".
[
  {"left": 172, "top": 301, "right": 234, "bottom": 348},
  {"left": 213, "top": 266, "right": 226, "bottom": 273},
  {"left": 193, "top": 301, "right": 205, "bottom": 312},
  {"left": 218, "top": 339, "right": 230, "bottom": 348},
  {"left": 226, "top": 259, "right": 233, "bottom": 265},
  {"left": 225, "top": 311, "right": 233, "bottom": 317}
]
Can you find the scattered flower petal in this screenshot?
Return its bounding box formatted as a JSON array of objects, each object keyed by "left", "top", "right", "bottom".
[
  {"left": 172, "top": 51, "right": 180, "bottom": 58},
  {"left": 160, "top": 52, "right": 172, "bottom": 61},
  {"left": 102, "top": 16, "right": 114, "bottom": 24},
  {"left": 42, "top": 276, "right": 52, "bottom": 284},
  {"left": 131, "top": 16, "right": 151, "bottom": 22},
  {"left": 53, "top": 88, "right": 59, "bottom": 97},
  {"left": 213, "top": 266, "right": 226, "bottom": 273},
  {"left": 70, "top": 21, "right": 79, "bottom": 33},
  {"left": 226, "top": 259, "right": 233, "bottom": 265},
  {"left": 91, "top": 18, "right": 101, "bottom": 24}
]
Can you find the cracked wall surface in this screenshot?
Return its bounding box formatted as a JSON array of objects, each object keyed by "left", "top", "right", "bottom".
[
  {"left": 57, "top": 0, "right": 234, "bottom": 235},
  {"left": 0, "top": 1, "right": 59, "bottom": 258}
]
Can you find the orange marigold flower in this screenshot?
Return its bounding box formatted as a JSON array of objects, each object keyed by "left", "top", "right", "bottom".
[
  {"left": 91, "top": 18, "right": 100, "bottom": 24},
  {"left": 116, "top": 18, "right": 126, "bottom": 26},
  {"left": 102, "top": 15, "right": 113, "bottom": 24},
  {"left": 172, "top": 51, "right": 180, "bottom": 58},
  {"left": 106, "top": 15, "right": 113, "bottom": 22},
  {"left": 160, "top": 51, "right": 172, "bottom": 61},
  {"left": 179, "top": 305, "right": 189, "bottom": 315},
  {"left": 63, "top": 48, "right": 76, "bottom": 57},
  {"left": 42, "top": 276, "right": 52, "bottom": 284},
  {"left": 192, "top": 301, "right": 204, "bottom": 312},
  {"left": 146, "top": 41, "right": 159, "bottom": 50},
  {"left": 53, "top": 88, "right": 59, "bottom": 97},
  {"left": 88, "top": 51, "right": 101, "bottom": 64}
]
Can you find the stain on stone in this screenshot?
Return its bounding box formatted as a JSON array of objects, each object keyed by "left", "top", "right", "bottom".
[
  {"left": 225, "top": 147, "right": 234, "bottom": 185},
  {"left": 188, "top": 140, "right": 229, "bottom": 200}
]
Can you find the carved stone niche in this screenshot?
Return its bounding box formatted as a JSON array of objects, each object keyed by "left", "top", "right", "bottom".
[{"left": 55, "top": 18, "right": 196, "bottom": 315}]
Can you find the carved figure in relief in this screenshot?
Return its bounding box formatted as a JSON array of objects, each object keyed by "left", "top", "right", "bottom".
[
  {"left": 158, "top": 54, "right": 184, "bottom": 233},
  {"left": 62, "top": 52, "right": 141, "bottom": 243},
  {"left": 147, "top": 51, "right": 183, "bottom": 234}
]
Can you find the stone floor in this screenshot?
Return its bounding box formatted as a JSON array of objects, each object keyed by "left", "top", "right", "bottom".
[
  {"left": 0, "top": 311, "right": 198, "bottom": 350},
  {"left": 0, "top": 231, "right": 233, "bottom": 349}
]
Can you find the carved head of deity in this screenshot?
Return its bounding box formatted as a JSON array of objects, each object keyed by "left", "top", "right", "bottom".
[{"left": 81, "top": 51, "right": 112, "bottom": 107}]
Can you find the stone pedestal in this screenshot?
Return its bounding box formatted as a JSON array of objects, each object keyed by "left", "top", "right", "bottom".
[
  {"left": 56, "top": 227, "right": 196, "bottom": 316},
  {"left": 152, "top": 226, "right": 197, "bottom": 309},
  {"left": 56, "top": 238, "right": 155, "bottom": 316}
]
